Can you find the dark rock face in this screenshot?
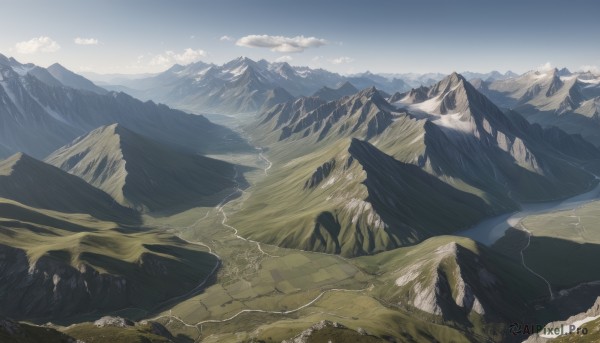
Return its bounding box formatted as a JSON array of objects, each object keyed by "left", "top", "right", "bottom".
[
  {"left": 304, "top": 159, "right": 336, "bottom": 189},
  {"left": 0, "top": 244, "right": 128, "bottom": 320}
]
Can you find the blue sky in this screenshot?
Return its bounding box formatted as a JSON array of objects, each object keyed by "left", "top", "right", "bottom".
[{"left": 1, "top": 0, "right": 599, "bottom": 75}]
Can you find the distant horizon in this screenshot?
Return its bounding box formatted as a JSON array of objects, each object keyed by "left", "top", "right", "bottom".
[
  {"left": 2, "top": 0, "right": 599, "bottom": 75},
  {"left": 2, "top": 51, "right": 595, "bottom": 79}
]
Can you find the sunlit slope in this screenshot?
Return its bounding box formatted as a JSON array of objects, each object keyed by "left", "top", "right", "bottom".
[
  {"left": 230, "top": 138, "right": 495, "bottom": 257},
  {"left": 232, "top": 74, "right": 600, "bottom": 256},
  {"left": 46, "top": 124, "right": 237, "bottom": 213},
  {"left": 0, "top": 152, "right": 139, "bottom": 224}
]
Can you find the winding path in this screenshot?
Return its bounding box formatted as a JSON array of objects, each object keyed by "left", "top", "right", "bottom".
[
  {"left": 150, "top": 285, "right": 372, "bottom": 336},
  {"left": 216, "top": 155, "right": 280, "bottom": 258},
  {"left": 517, "top": 224, "right": 554, "bottom": 299},
  {"left": 144, "top": 146, "right": 375, "bottom": 342}
]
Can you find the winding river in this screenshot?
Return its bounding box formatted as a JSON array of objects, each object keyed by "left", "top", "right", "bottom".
[{"left": 458, "top": 181, "right": 600, "bottom": 246}]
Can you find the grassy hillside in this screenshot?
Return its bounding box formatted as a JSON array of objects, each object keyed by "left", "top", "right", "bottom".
[
  {"left": 0, "top": 197, "right": 217, "bottom": 322},
  {"left": 494, "top": 199, "right": 600, "bottom": 289},
  {"left": 0, "top": 317, "right": 74, "bottom": 343},
  {"left": 0, "top": 153, "right": 139, "bottom": 224},
  {"left": 46, "top": 124, "right": 239, "bottom": 213},
  {"left": 233, "top": 76, "right": 600, "bottom": 257},
  {"left": 230, "top": 138, "right": 497, "bottom": 257}
]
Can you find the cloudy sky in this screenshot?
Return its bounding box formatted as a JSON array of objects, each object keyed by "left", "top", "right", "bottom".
[{"left": 1, "top": 0, "right": 599, "bottom": 75}]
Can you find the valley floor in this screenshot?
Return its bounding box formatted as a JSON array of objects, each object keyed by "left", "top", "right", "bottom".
[
  {"left": 79, "top": 133, "right": 600, "bottom": 343},
  {"left": 108, "top": 144, "right": 472, "bottom": 342}
]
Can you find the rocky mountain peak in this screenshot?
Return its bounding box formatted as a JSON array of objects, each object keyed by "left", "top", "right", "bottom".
[{"left": 427, "top": 72, "right": 467, "bottom": 98}]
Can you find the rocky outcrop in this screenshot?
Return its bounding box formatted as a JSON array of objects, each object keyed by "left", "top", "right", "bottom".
[
  {"left": 281, "top": 320, "right": 378, "bottom": 343},
  {"left": 304, "top": 159, "right": 336, "bottom": 189},
  {"left": 93, "top": 316, "right": 134, "bottom": 328},
  {"left": 393, "top": 242, "right": 498, "bottom": 318},
  {"left": 0, "top": 244, "right": 129, "bottom": 320},
  {"left": 0, "top": 242, "right": 210, "bottom": 321}
]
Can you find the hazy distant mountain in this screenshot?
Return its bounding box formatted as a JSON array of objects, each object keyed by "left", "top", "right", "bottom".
[
  {"left": 110, "top": 57, "right": 416, "bottom": 115},
  {"left": 460, "top": 70, "right": 518, "bottom": 82},
  {"left": 0, "top": 152, "right": 138, "bottom": 223},
  {"left": 113, "top": 57, "right": 298, "bottom": 114},
  {"left": 232, "top": 73, "right": 599, "bottom": 257},
  {"left": 378, "top": 72, "right": 446, "bottom": 87},
  {"left": 47, "top": 63, "right": 107, "bottom": 94},
  {"left": 312, "top": 81, "right": 358, "bottom": 101},
  {"left": 81, "top": 71, "right": 158, "bottom": 85},
  {"left": 346, "top": 71, "right": 411, "bottom": 93},
  {"left": 475, "top": 68, "right": 600, "bottom": 146},
  {"left": 46, "top": 124, "right": 238, "bottom": 213},
  {"left": 0, "top": 54, "right": 249, "bottom": 158}
]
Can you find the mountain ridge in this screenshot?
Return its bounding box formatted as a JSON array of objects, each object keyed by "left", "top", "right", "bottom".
[
  {"left": 45, "top": 124, "right": 238, "bottom": 213},
  {"left": 0, "top": 55, "right": 250, "bottom": 158}
]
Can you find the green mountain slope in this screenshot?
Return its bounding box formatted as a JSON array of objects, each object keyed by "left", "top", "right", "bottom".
[
  {"left": 45, "top": 124, "right": 238, "bottom": 213},
  {"left": 0, "top": 153, "right": 139, "bottom": 224},
  {"left": 0, "top": 198, "right": 217, "bottom": 321},
  {"left": 355, "top": 236, "right": 548, "bottom": 342},
  {"left": 231, "top": 74, "right": 600, "bottom": 257}
]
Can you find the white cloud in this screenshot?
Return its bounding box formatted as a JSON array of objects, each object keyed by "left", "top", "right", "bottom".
[
  {"left": 536, "top": 62, "right": 554, "bottom": 71},
  {"left": 220, "top": 35, "right": 233, "bottom": 41},
  {"left": 330, "top": 56, "right": 354, "bottom": 64},
  {"left": 14, "top": 36, "right": 60, "bottom": 54},
  {"left": 236, "top": 34, "right": 327, "bottom": 53},
  {"left": 275, "top": 55, "right": 293, "bottom": 62},
  {"left": 148, "top": 48, "right": 207, "bottom": 67},
  {"left": 74, "top": 37, "right": 99, "bottom": 45}
]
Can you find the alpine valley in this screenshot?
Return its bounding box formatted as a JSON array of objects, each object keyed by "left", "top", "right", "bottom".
[{"left": 2, "top": 50, "right": 600, "bottom": 343}]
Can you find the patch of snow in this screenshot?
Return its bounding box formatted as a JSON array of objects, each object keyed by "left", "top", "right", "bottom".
[
  {"left": 11, "top": 65, "right": 33, "bottom": 76},
  {"left": 412, "top": 96, "right": 443, "bottom": 112},
  {"left": 294, "top": 67, "right": 312, "bottom": 78},
  {"left": 579, "top": 78, "right": 600, "bottom": 84},
  {"left": 227, "top": 65, "right": 248, "bottom": 78},
  {"left": 193, "top": 67, "right": 214, "bottom": 81},
  {"left": 560, "top": 75, "right": 577, "bottom": 81},
  {"left": 530, "top": 71, "right": 549, "bottom": 80},
  {"left": 433, "top": 113, "right": 472, "bottom": 133},
  {"left": 394, "top": 87, "right": 473, "bottom": 134}
]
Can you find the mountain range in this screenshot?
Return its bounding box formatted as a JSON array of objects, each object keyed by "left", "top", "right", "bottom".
[
  {"left": 0, "top": 54, "right": 249, "bottom": 159},
  {"left": 231, "top": 73, "right": 600, "bottom": 257},
  {"left": 105, "top": 57, "right": 440, "bottom": 115},
  {"left": 474, "top": 67, "right": 600, "bottom": 146},
  {"left": 46, "top": 124, "right": 238, "bottom": 213},
  {"left": 2, "top": 52, "right": 600, "bottom": 343}
]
